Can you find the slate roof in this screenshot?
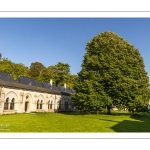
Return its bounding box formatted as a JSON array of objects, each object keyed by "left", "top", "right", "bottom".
[
  {"left": 51, "top": 84, "right": 59, "bottom": 91},
  {"left": 42, "top": 82, "right": 59, "bottom": 91},
  {"left": 0, "top": 71, "right": 76, "bottom": 95},
  {"left": 59, "top": 86, "right": 76, "bottom": 95},
  {"left": 42, "top": 82, "right": 51, "bottom": 89},
  {"left": 0, "top": 78, "right": 61, "bottom": 94},
  {"left": 0, "top": 71, "right": 16, "bottom": 82},
  {"left": 65, "top": 88, "right": 71, "bottom": 93},
  {"left": 58, "top": 86, "right": 66, "bottom": 92},
  {"left": 17, "top": 76, "right": 42, "bottom": 87},
  {"left": 41, "top": 82, "right": 75, "bottom": 94},
  {"left": 71, "top": 89, "right": 76, "bottom": 94}
]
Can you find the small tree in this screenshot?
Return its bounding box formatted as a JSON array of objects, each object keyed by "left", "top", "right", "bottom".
[{"left": 71, "top": 31, "right": 150, "bottom": 114}]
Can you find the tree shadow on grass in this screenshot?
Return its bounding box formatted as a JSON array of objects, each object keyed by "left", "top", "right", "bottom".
[
  {"left": 57, "top": 111, "right": 115, "bottom": 116},
  {"left": 57, "top": 111, "right": 132, "bottom": 116},
  {"left": 58, "top": 111, "right": 150, "bottom": 132},
  {"left": 100, "top": 113, "right": 150, "bottom": 132},
  {"left": 57, "top": 111, "right": 88, "bottom": 116}
]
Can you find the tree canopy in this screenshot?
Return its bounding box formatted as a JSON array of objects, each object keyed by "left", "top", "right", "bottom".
[
  {"left": 0, "top": 58, "right": 29, "bottom": 80},
  {"left": 29, "top": 62, "right": 46, "bottom": 80},
  {"left": 0, "top": 54, "right": 76, "bottom": 88},
  {"left": 71, "top": 31, "right": 150, "bottom": 114},
  {"left": 48, "top": 62, "right": 70, "bottom": 86},
  {"left": 38, "top": 68, "right": 54, "bottom": 83}
]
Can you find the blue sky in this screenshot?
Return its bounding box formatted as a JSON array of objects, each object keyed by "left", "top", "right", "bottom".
[{"left": 0, "top": 18, "right": 150, "bottom": 79}]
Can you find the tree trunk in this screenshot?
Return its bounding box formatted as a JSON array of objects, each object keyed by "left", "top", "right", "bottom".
[
  {"left": 96, "top": 110, "right": 99, "bottom": 115},
  {"left": 107, "top": 105, "right": 111, "bottom": 115},
  {"left": 131, "top": 109, "right": 134, "bottom": 114}
]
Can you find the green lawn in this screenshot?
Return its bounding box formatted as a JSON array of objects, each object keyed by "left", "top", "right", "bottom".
[{"left": 0, "top": 111, "right": 150, "bottom": 132}]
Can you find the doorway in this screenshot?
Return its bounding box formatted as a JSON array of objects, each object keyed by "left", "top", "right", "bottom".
[{"left": 25, "top": 102, "right": 28, "bottom": 112}]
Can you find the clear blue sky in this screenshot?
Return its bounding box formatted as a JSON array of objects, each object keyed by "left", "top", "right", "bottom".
[{"left": 0, "top": 18, "right": 150, "bottom": 79}]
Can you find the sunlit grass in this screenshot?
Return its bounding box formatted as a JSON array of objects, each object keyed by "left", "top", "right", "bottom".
[{"left": 0, "top": 111, "right": 150, "bottom": 132}]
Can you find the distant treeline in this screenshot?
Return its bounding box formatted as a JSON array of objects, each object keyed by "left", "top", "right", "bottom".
[{"left": 0, "top": 53, "right": 77, "bottom": 88}]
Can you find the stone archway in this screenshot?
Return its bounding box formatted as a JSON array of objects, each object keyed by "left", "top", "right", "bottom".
[
  {"left": 36, "top": 94, "right": 45, "bottom": 112},
  {"left": 3, "top": 91, "right": 18, "bottom": 114},
  {"left": 47, "top": 96, "right": 55, "bottom": 111},
  {"left": 25, "top": 101, "right": 28, "bottom": 112},
  {"left": 23, "top": 95, "right": 31, "bottom": 113}
]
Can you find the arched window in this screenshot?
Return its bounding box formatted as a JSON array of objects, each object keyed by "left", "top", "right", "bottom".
[
  {"left": 10, "top": 98, "right": 15, "bottom": 110},
  {"left": 48, "top": 100, "right": 50, "bottom": 109},
  {"left": 4, "top": 98, "right": 9, "bottom": 110},
  {"left": 70, "top": 102, "right": 73, "bottom": 109},
  {"left": 50, "top": 101, "right": 53, "bottom": 109},
  {"left": 65, "top": 101, "right": 68, "bottom": 110},
  {"left": 37, "top": 100, "right": 40, "bottom": 109},
  {"left": 40, "top": 100, "right": 43, "bottom": 109},
  {"left": 59, "top": 101, "right": 61, "bottom": 110}
]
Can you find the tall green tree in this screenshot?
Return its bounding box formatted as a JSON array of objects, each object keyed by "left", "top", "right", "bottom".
[
  {"left": 29, "top": 62, "right": 46, "bottom": 80},
  {"left": 71, "top": 31, "right": 150, "bottom": 114},
  {"left": 48, "top": 62, "right": 70, "bottom": 86}
]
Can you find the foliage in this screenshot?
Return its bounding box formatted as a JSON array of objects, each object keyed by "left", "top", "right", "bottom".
[
  {"left": 38, "top": 68, "right": 54, "bottom": 83},
  {"left": 0, "top": 54, "right": 77, "bottom": 88},
  {"left": 0, "top": 53, "right": 2, "bottom": 60},
  {"left": 0, "top": 58, "right": 14, "bottom": 74},
  {"left": 48, "top": 62, "right": 70, "bottom": 86},
  {"left": 0, "top": 58, "right": 29, "bottom": 80},
  {"left": 36, "top": 62, "right": 77, "bottom": 88},
  {"left": 29, "top": 62, "right": 46, "bottom": 80},
  {"left": 12, "top": 63, "right": 29, "bottom": 80},
  {"left": 71, "top": 31, "right": 150, "bottom": 114},
  {"left": 65, "top": 74, "right": 78, "bottom": 88}
]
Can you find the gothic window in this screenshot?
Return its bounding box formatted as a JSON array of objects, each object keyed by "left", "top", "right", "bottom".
[
  {"left": 59, "top": 101, "right": 61, "bottom": 110},
  {"left": 48, "top": 100, "right": 50, "bottom": 109},
  {"left": 65, "top": 101, "right": 68, "bottom": 110},
  {"left": 4, "top": 98, "right": 9, "bottom": 110},
  {"left": 50, "top": 101, "right": 53, "bottom": 109},
  {"left": 40, "top": 100, "right": 43, "bottom": 109},
  {"left": 37, "top": 100, "right": 40, "bottom": 109},
  {"left": 70, "top": 102, "right": 73, "bottom": 109},
  {"left": 10, "top": 98, "right": 15, "bottom": 110}
]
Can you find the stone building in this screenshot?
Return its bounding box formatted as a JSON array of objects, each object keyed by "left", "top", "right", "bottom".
[{"left": 0, "top": 71, "right": 76, "bottom": 115}]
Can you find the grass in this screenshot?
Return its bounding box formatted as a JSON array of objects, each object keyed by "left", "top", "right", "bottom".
[{"left": 0, "top": 111, "right": 150, "bottom": 132}]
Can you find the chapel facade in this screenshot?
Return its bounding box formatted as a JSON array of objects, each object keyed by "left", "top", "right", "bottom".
[{"left": 0, "top": 71, "right": 76, "bottom": 115}]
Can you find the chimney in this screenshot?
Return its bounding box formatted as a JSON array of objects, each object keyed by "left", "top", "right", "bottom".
[
  {"left": 29, "top": 80, "right": 31, "bottom": 85},
  {"left": 50, "top": 79, "right": 52, "bottom": 89},
  {"left": 64, "top": 83, "right": 66, "bottom": 92}
]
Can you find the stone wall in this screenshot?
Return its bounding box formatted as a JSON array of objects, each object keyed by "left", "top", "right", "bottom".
[{"left": 0, "top": 87, "right": 75, "bottom": 115}]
